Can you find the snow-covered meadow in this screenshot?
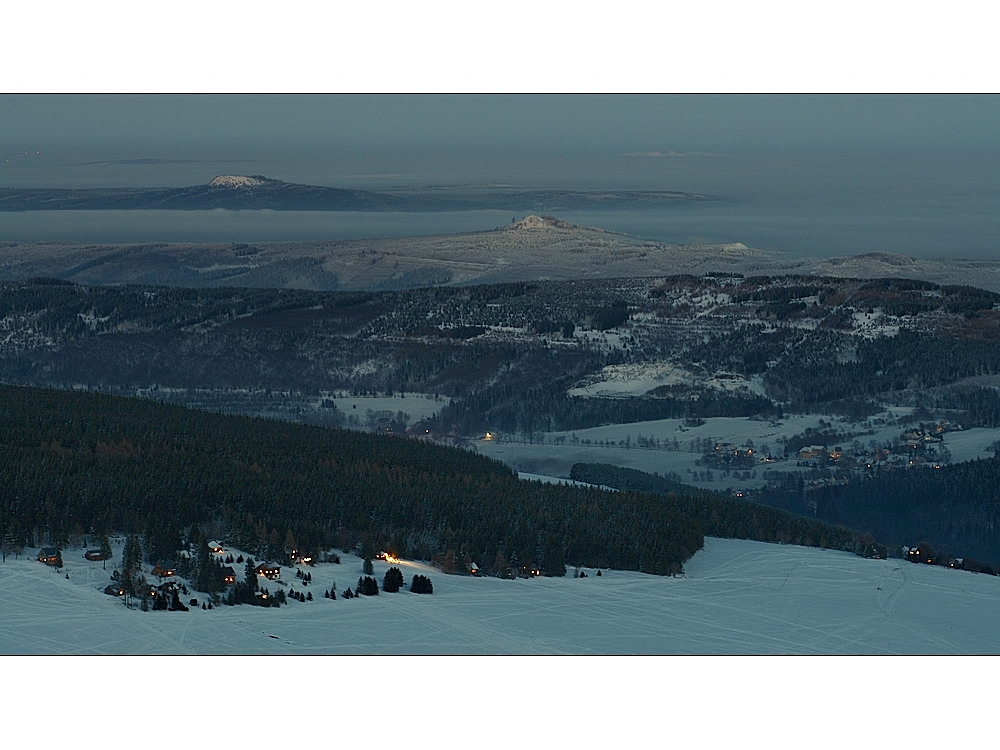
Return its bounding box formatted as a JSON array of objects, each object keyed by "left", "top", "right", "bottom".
[
  {"left": 4, "top": 538, "right": 1000, "bottom": 655},
  {"left": 325, "top": 392, "right": 1000, "bottom": 494},
  {"left": 474, "top": 412, "right": 1000, "bottom": 492}
]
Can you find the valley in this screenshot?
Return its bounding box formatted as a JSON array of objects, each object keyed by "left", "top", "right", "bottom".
[{"left": 2, "top": 260, "right": 1000, "bottom": 568}]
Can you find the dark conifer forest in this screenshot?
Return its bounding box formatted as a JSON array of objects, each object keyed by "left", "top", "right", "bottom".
[
  {"left": 0, "top": 384, "right": 893, "bottom": 577},
  {"left": 0, "top": 384, "right": 708, "bottom": 575}
]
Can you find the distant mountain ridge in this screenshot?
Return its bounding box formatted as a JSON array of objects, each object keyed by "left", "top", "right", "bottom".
[
  {"left": 0, "top": 175, "right": 715, "bottom": 212},
  {"left": 3, "top": 215, "right": 999, "bottom": 292},
  {"left": 0, "top": 175, "right": 400, "bottom": 211}
]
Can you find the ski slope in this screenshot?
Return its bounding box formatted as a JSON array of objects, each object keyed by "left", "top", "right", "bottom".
[{"left": 3, "top": 538, "right": 999, "bottom": 655}]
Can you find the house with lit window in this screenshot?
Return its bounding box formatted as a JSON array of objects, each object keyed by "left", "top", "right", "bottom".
[{"left": 255, "top": 562, "right": 280, "bottom": 580}]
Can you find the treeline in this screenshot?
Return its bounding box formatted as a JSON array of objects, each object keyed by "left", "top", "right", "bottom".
[
  {"left": 570, "top": 463, "right": 703, "bottom": 496},
  {"left": 925, "top": 386, "right": 1000, "bottom": 429},
  {"left": 0, "top": 383, "right": 705, "bottom": 577},
  {"left": 569, "top": 463, "right": 888, "bottom": 560},
  {"left": 434, "top": 379, "right": 777, "bottom": 435}
]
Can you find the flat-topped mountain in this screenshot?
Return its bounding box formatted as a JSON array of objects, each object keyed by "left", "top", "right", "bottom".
[{"left": 0, "top": 176, "right": 715, "bottom": 212}]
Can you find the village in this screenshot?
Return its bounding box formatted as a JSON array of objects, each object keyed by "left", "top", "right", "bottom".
[
  {"left": 680, "top": 420, "right": 972, "bottom": 512},
  {"left": 701, "top": 418, "right": 963, "bottom": 477},
  {"left": 32, "top": 538, "right": 438, "bottom": 612}
]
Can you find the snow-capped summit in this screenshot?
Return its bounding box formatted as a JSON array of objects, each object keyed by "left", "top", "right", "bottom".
[
  {"left": 207, "top": 175, "right": 268, "bottom": 188},
  {"left": 506, "top": 215, "right": 580, "bottom": 230}
]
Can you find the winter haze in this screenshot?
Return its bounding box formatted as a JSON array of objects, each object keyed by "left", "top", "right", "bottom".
[{"left": 2, "top": 22, "right": 996, "bottom": 750}]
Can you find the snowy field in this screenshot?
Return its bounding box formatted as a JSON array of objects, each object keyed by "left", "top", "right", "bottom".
[
  {"left": 324, "top": 392, "right": 449, "bottom": 425},
  {"left": 3, "top": 538, "right": 1000, "bottom": 656}
]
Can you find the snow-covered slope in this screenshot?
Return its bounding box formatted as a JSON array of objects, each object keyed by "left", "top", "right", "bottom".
[{"left": 3, "top": 538, "right": 999, "bottom": 655}]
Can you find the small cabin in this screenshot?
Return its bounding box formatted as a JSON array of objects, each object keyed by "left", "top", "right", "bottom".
[
  {"left": 221, "top": 566, "right": 237, "bottom": 585},
  {"left": 256, "top": 562, "right": 280, "bottom": 580},
  {"left": 797, "top": 445, "right": 827, "bottom": 460},
  {"left": 104, "top": 584, "right": 124, "bottom": 596},
  {"left": 38, "top": 547, "right": 60, "bottom": 566},
  {"left": 85, "top": 549, "right": 110, "bottom": 561},
  {"left": 151, "top": 562, "right": 176, "bottom": 578}
]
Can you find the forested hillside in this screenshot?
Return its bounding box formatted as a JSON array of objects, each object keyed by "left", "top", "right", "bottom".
[
  {"left": 809, "top": 459, "right": 1000, "bottom": 567},
  {"left": 569, "top": 463, "right": 886, "bottom": 559},
  {"left": 2, "top": 274, "right": 999, "bottom": 436},
  {"left": 0, "top": 384, "right": 708, "bottom": 576}
]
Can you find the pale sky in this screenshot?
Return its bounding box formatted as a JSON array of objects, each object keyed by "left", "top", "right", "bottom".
[{"left": 4, "top": 95, "right": 998, "bottom": 160}]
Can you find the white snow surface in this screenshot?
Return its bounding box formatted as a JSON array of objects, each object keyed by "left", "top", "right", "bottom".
[{"left": 4, "top": 538, "right": 1000, "bottom": 655}]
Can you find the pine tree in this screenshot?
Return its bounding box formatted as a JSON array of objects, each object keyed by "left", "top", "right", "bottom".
[
  {"left": 245, "top": 557, "right": 258, "bottom": 594},
  {"left": 120, "top": 534, "right": 144, "bottom": 607},
  {"left": 411, "top": 574, "right": 433, "bottom": 594},
  {"left": 1, "top": 528, "right": 18, "bottom": 563},
  {"left": 383, "top": 566, "right": 404, "bottom": 593},
  {"left": 100, "top": 534, "right": 112, "bottom": 570}
]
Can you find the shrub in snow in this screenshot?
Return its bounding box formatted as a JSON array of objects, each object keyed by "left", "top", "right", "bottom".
[
  {"left": 411, "top": 574, "right": 433, "bottom": 594},
  {"left": 383, "top": 566, "right": 403, "bottom": 593}
]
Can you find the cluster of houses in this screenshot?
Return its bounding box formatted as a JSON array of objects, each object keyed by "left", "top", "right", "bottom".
[
  {"left": 703, "top": 420, "right": 964, "bottom": 475},
  {"left": 208, "top": 542, "right": 282, "bottom": 581},
  {"left": 67, "top": 539, "right": 287, "bottom": 600},
  {"left": 899, "top": 542, "right": 999, "bottom": 576},
  {"left": 793, "top": 422, "right": 961, "bottom": 474},
  {"left": 795, "top": 443, "right": 944, "bottom": 472}
]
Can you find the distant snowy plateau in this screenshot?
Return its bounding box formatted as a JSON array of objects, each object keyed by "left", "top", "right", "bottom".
[
  {"left": 3, "top": 538, "right": 999, "bottom": 654},
  {"left": 4, "top": 215, "right": 1000, "bottom": 292}
]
